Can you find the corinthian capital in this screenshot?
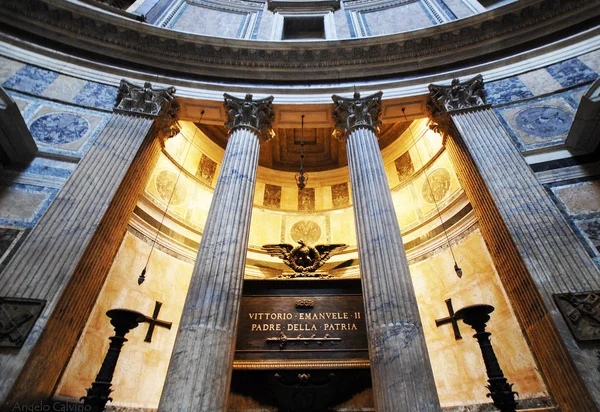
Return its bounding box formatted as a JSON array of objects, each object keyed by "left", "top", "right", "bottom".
[
  {"left": 115, "top": 79, "right": 178, "bottom": 118},
  {"left": 332, "top": 91, "right": 383, "bottom": 141},
  {"left": 427, "top": 75, "right": 488, "bottom": 139},
  {"left": 428, "top": 75, "right": 488, "bottom": 114},
  {"left": 224, "top": 93, "right": 275, "bottom": 141}
]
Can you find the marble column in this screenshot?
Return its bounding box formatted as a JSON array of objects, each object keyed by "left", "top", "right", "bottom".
[
  {"left": 428, "top": 75, "right": 600, "bottom": 412},
  {"left": 332, "top": 92, "right": 441, "bottom": 412},
  {"left": 159, "top": 93, "right": 274, "bottom": 412},
  {"left": 0, "top": 80, "right": 179, "bottom": 407}
]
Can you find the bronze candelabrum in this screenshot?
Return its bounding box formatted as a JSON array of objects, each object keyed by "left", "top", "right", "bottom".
[
  {"left": 454, "top": 304, "right": 518, "bottom": 412},
  {"left": 81, "top": 308, "right": 145, "bottom": 412}
]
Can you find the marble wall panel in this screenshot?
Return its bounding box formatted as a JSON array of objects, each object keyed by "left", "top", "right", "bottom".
[
  {"left": 41, "top": 75, "right": 88, "bottom": 102},
  {"left": 328, "top": 208, "right": 357, "bottom": 245},
  {"left": 495, "top": 95, "right": 575, "bottom": 150},
  {"left": 575, "top": 218, "right": 600, "bottom": 253},
  {"left": 548, "top": 179, "right": 600, "bottom": 268},
  {"left": 485, "top": 77, "right": 534, "bottom": 106},
  {"left": 552, "top": 180, "right": 600, "bottom": 216},
  {"left": 10, "top": 94, "right": 34, "bottom": 114},
  {"left": 250, "top": 11, "right": 263, "bottom": 39},
  {"left": 0, "top": 57, "right": 25, "bottom": 83},
  {"left": 0, "top": 184, "right": 56, "bottom": 227},
  {"left": 171, "top": 4, "right": 246, "bottom": 38},
  {"left": 547, "top": 58, "right": 599, "bottom": 88},
  {"left": 393, "top": 186, "right": 418, "bottom": 228},
  {"left": 517, "top": 69, "right": 563, "bottom": 96},
  {"left": 2, "top": 65, "right": 59, "bottom": 95},
  {"left": 248, "top": 208, "right": 283, "bottom": 247},
  {"left": 578, "top": 49, "right": 600, "bottom": 74},
  {"left": 439, "top": 0, "right": 473, "bottom": 18},
  {"left": 565, "top": 85, "right": 590, "bottom": 110},
  {"left": 334, "top": 9, "right": 351, "bottom": 39},
  {"left": 361, "top": 2, "right": 436, "bottom": 36},
  {"left": 1, "top": 59, "right": 118, "bottom": 111},
  {"left": 27, "top": 103, "right": 109, "bottom": 156},
  {"left": 255, "top": 9, "right": 274, "bottom": 40},
  {"left": 73, "top": 82, "right": 118, "bottom": 111}
]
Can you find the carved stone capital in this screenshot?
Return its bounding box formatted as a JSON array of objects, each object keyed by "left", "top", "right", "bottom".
[
  {"left": 332, "top": 91, "right": 383, "bottom": 142},
  {"left": 154, "top": 105, "right": 181, "bottom": 142},
  {"left": 115, "top": 80, "right": 180, "bottom": 142},
  {"left": 428, "top": 74, "right": 488, "bottom": 115},
  {"left": 427, "top": 110, "right": 454, "bottom": 143},
  {"left": 427, "top": 75, "right": 489, "bottom": 140},
  {"left": 115, "top": 79, "right": 178, "bottom": 118},
  {"left": 224, "top": 93, "right": 275, "bottom": 141}
]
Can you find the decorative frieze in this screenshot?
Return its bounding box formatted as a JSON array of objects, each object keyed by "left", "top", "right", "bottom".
[{"left": 0, "top": 0, "right": 597, "bottom": 81}]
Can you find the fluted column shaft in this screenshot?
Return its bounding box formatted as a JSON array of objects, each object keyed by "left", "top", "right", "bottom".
[
  {"left": 429, "top": 75, "right": 600, "bottom": 411},
  {"left": 159, "top": 94, "right": 273, "bottom": 412},
  {"left": 0, "top": 81, "right": 178, "bottom": 408},
  {"left": 450, "top": 109, "right": 600, "bottom": 411},
  {"left": 334, "top": 92, "right": 441, "bottom": 412}
]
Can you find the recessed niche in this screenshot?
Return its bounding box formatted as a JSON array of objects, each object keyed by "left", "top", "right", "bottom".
[{"left": 282, "top": 16, "right": 325, "bottom": 40}]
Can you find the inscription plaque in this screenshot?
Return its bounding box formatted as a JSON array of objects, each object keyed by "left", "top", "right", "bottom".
[{"left": 234, "top": 279, "right": 369, "bottom": 369}]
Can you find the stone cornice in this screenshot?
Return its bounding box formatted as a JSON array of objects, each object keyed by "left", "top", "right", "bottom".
[{"left": 0, "top": 0, "right": 597, "bottom": 82}]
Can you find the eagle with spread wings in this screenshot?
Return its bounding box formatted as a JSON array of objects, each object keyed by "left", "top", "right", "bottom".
[{"left": 262, "top": 240, "right": 348, "bottom": 274}]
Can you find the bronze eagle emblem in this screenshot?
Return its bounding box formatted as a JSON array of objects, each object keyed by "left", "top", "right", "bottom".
[{"left": 262, "top": 240, "right": 348, "bottom": 274}]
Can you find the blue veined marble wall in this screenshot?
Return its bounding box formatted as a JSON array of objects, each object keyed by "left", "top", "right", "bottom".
[
  {"left": 495, "top": 92, "right": 579, "bottom": 151},
  {"left": 489, "top": 52, "right": 600, "bottom": 151},
  {"left": 8, "top": 91, "right": 110, "bottom": 158},
  {"left": 0, "top": 57, "right": 115, "bottom": 270},
  {"left": 0, "top": 58, "right": 118, "bottom": 112}
]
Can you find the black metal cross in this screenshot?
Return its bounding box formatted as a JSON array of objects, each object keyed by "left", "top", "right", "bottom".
[
  {"left": 435, "top": 298, "right": 462, "bottom": 340},
  {"left": 143, "top": 301, "right": 172, "bottom": 343}
]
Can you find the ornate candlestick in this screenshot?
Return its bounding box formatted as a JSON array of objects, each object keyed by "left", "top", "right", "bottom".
[
  {"left": 81, "top": 309, "right": 145, "bottom": 412},
  {"left": 454, "top": 304, "right": 518, "bottom": 412}
]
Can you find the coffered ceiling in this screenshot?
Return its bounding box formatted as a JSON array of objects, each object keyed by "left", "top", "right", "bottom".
[{"left": 197, "top": 121, "right": 411, "bottom": 172}]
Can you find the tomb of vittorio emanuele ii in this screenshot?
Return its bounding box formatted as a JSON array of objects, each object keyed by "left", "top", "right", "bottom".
[{"left": 2, "top": 0, "right": 600, "bottom": 411}]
